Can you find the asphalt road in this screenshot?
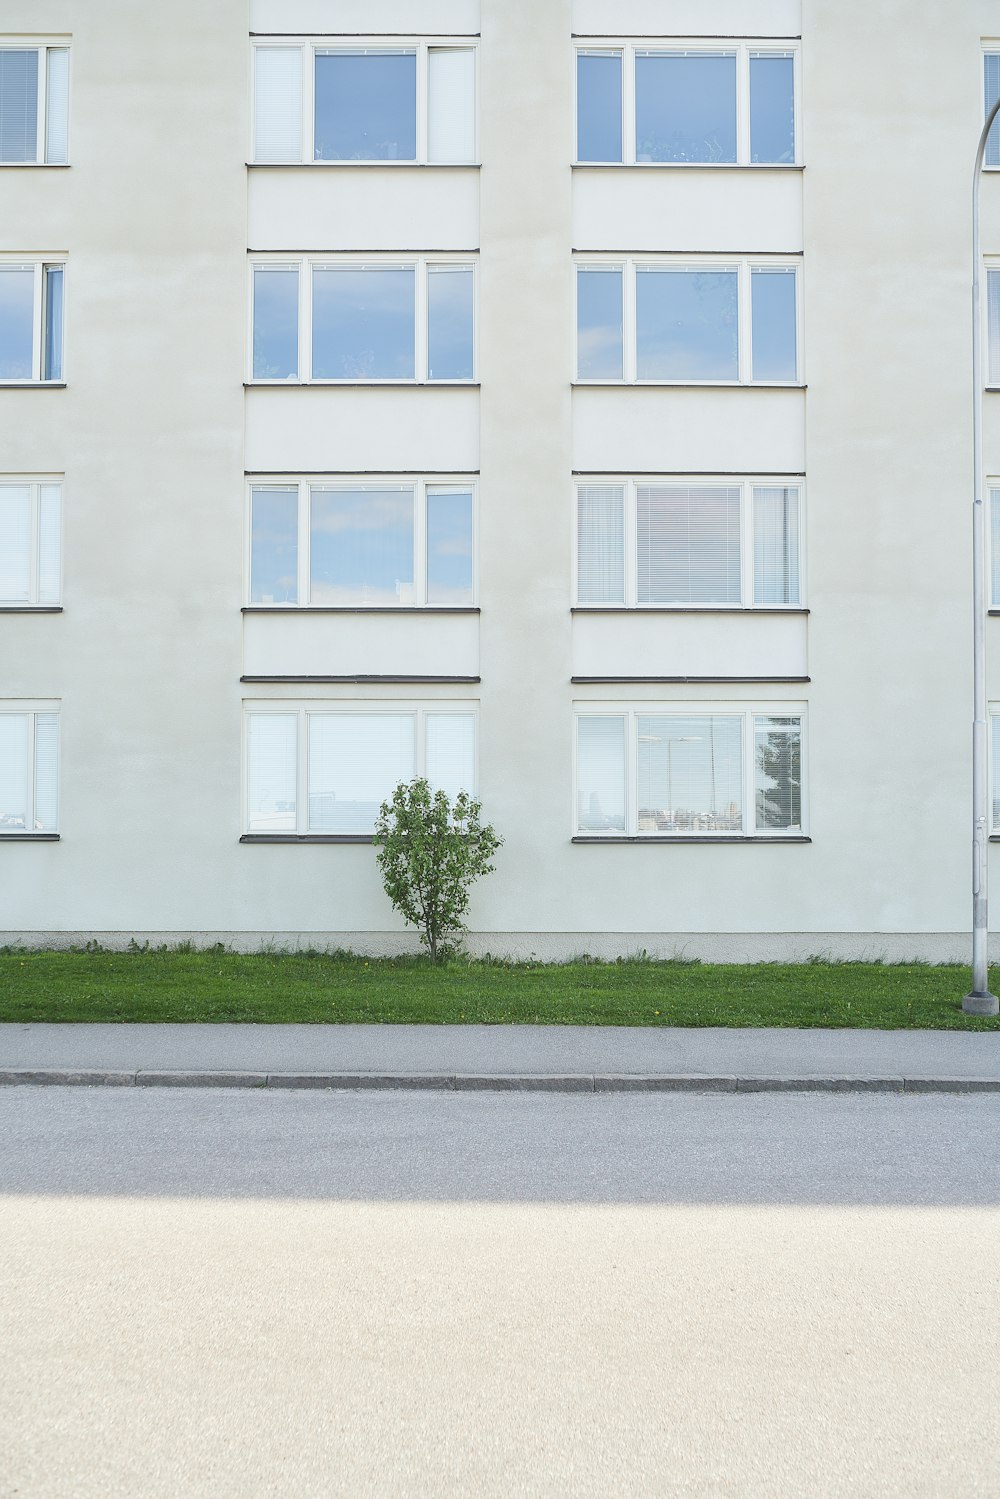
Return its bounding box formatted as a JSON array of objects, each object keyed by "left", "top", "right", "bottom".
[{"left": 1, "top": 1087, "right": 999, "bottom": 1497}]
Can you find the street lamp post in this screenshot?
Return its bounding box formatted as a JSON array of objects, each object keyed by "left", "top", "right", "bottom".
[{"left": 962, "top": 94, "right": 1000, "bottom": 1015}]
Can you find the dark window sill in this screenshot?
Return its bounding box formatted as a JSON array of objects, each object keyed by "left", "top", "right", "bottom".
[
  {"left": 0, "top": 832, "right": 60, "bottom": 841},
  {"left": 246, "top": 161, "right": 481, "bottom": 170},
  {"left": 572, "top": 835, "right": 811, "bottom": 845},
  {"left": 0, "top": 382, "right": 66, "bottom": 389},
  {"left": 0, "top": 605, "right": 63, "bottom": 613},
  {"left": 571, "top": 675, "right": 810, "bottom": 685},
  {"left": 0, "top": 162, "right": 71, "bottom": 169},
  {"left": 573, "top": 381, "right": 805, "bottom": 391},
  {"left": 241, "top": 674, "right": 480, "bottom": 684},
  {"left": 571, "top": 163, "right": 803, "bottom": 173},
  {"left": 240, "top": 834, "right": 374, "bottom": 844},
  {"left": 245, "top": 381, "right": 480, "bottom": 389},
  {"left": 570, "top": 606, "right": 809, "bottom": 616}
]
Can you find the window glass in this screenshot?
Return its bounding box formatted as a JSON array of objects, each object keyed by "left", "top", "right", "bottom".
[
  {"left": 753, "top": 486, "right": 799, "bottom": 606},
  {"left": 44, "top": 48, "right": 69, "bottom": 164},
  {"left": 250, "top": 486, "right": 298, "bottom": 604},
  {"left": 246, "top": 714, "right": 297, "bottom": 834},
  {"left": 427, "top": 266, "right": 474, "bottom": 380},
  {"left": 577, "top": 717, "right": 626, "bottom": 833},
  {"left": 314, "top": 50, "right": 417, "bottom": 161},
  {"left": 986, "top": 55, "right": 1000, "bottom": 170},
  {"left": 751, "top": 267, "right": 797, "bottom": 381},
  {"left": 312, "top": 266, "right": 415, "bottom": 379},
  {"left": 754, "top": 716, "right": 801, "bottom": 831},
  {"left": 252, "top": 266, "right": 298, "bottom": 380},
  {"left": 637, "top": 485, "right": 741, "bottom": 604},
  {"left": 577, "top": 51, "right": 622, "bottom": 162},
  {"left": 426, "top": 489, "right": 474, "bottom": 604},
  {"left": 0, "top": 485, "right": 31, "bottom": 601},
  {"left": 43, "top": 266, "right": 62, "bottom": 380},
  {"left": 309, "top": 714, "right": 415, "bottom": 833},
  {"left": 638, "top": 715, "right": 743, "bottom": 834},
  {"left": 635, "top": 51, "right": 737, "bottom": 164},
  {"left": 428, "top": 48, "right": 476, "bottom": 162},
  {"left": 0, "top": 714, "right": 28, "bottom": 830},
  {"left": 0, "top": 50, "right": 38, "bottom": 162},
  {"left": 989, "top": 269, "right": 1000, "bottom": 384},
  {"left": 577, "top": 484, "right": 625, "bottom": 605},
  {"left": 310, "top": 486, "right": 414, "bottom": 605},
  {"left": 577, "top": 267, "right": 623, "bottom": 379},
  {"left": 0, "top": 267, "right": 35, "bottom": 379},
  {"left": 426, "top": 714, "right": 475, "bottom": 798},
  {"left": 749, "top": 53, "right": 795, "bottom": 164},
  {"left": 636, "top": 267, "right": 739, "bottom": 381}
]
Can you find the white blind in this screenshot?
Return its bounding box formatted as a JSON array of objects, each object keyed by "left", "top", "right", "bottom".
[
  {"left": 428, "top": 48, "right": 475, "bottom": 163},
  {"left": 38, "top": 483, "right": 61, "bottom": 604},
  {"left": 0, "top": 49, "right": 38, "bottom": 162},
  {"left": 637, "top": 485, "right": 741, "bottom": 604},
  {"left": 994, "top": 714, "right": 1000, "bottom": 831},
  {"left": 246, "top": 713, "right": 297, "bottom": 833},
  {"left": 990, "top": 270, "right": 1000, "bottom": 385},
  {"left": 0, "top": 714, "right": 28, "bottom": 829},
  {"left": 754, "top": 715, "right": 801, "bottom": 831},
  {"left": 33, "top": 712, "right": 58, "bottom": 830},
  {"left": 426, "top": 714, "right": 475, "bottom": 799},
  {"left": 0, "top": 485, "right": 31, "bottom": 602},
  {"left": 45, "top": 48, "right": 69, "bottom": 164},
  {"left": 577, "top": 717, "right": 626, "bottom": 833},
  {"left": 637, "top": 715, "right": 743, "bottom": 833},
  {"left": 254, "top": 47, "right": 303, "bottom": 163},
  {"left": 753, "top": 485, "right": 799, "bottom": 605},
  {"left": 992, "top": 489, "right": 1000, "bottom": 607},
  {"left": 987, "top": 55, "right": 1000, "bottom": 170},
  {"left": 309, "top": 714, "right": 414, "bottom": 834},
  {"left": 577, "top": 484, "right": 625, "bottom": 604}
]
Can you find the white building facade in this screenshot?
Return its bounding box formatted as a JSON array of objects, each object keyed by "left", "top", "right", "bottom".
[{"left": 4, "top": 0, "right": 1000, "bottom": 959}]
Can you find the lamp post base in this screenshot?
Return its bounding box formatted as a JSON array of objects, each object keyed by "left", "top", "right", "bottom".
[{"left": 962, "top": 990, "right": 1000, "bottom": 1016}]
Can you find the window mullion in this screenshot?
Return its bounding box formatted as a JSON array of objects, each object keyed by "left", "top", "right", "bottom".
[
  {"left": 32, "top": 264, "right": 42, "bottom": 381},
  {"left": 303, "top": 45, "right": 314, "bottom": 162},
  {"left": 744, "top": 711, "right": 754, "bottom": 835},
  {"left": 416, "top": 41, "right": 429, "bottom": 162},
  {"left": 300, "top": 260, "right": 311, "bottom": 380},
  {"left": 298, "top": 708, "right": 309, "bottom": 835},
  {"left": 742, "top": 481, "right": 753, "bottom": 607},
  {"left": 625, "top": 480, "right": 638, "bottom": 606},
  {"left": 26, "top": 711, "right": 36, "bottom": 831},
  {"left": 415, "top": 481, "right": 427, "bottom": 607},
  {"left": 739, "top": 261, "right": 752, "bottom": 383},
  {"left": 299, "top": 481, "right": 310, "bottom": 605},
  {"left": 415, "top": 259, "right": 428, "bottom": 380},
  {"left": 627, "top": 711, "right": 637, "bottom": 837},
  {"left": 624, "top": 44, "right": 636, "bottom": 164},
  {"left": 737, "top": 45, "right": 749, "bottom": 165},
  {"left": 625, "top": 260, "right": 636, "bottom": 382},
  {"left": 35, "top": 47, "right": 46, "bottom": 164},
  {"left": 30, "top": 483, "right": 40, "bottom": 605}
]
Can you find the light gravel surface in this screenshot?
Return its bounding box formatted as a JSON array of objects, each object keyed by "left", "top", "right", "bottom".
[{"left": 1, "top": 1088, "right": 999, "bottom": 1497}]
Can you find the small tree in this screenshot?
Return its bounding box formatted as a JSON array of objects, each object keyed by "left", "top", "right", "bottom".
[{"left": 373, "top": 779, "right": 503, "bottom": 962}]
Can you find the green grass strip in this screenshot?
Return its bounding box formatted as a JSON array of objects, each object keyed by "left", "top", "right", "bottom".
[{"left": 1, "top": 947, "right": 999, "bottom": 1028}]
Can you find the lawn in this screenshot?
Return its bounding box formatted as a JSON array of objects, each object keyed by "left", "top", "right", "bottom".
[{"left": 1, "top": 947, "right": 999, "bottom": 1028}]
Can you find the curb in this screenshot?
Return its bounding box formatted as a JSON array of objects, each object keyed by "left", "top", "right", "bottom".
[{"left": 1, "top": 1069, "right": 1000, "bottom": 1094}]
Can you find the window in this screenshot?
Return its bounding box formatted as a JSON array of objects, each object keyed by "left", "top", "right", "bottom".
[
  {"left": 986, "top": 52, "right": 1000, "bottom": 168},
  {"left": 0, "top": 703, "right": 59, "bottom": 834},
  {"left": 988, "top": 267, "right": 1000, "bottom": 384},
  {"left": 253, "top": 41, "right": 476, "bottom": 164},
  {"left": 0, "top": 258, "right": 65, "bottom": 382},
  {"left": 575, "top": 706, "right": 804, "bottom": 838},
  {"left": 0, "top": 44, "right": 69, "bottom": 163},
  {"left": 248, "top": 477, "right": 475, "bottom": 607},
  {"left": 576, "top": 478, "right": 801, "bottom": 608},
  {"left": 0, "top": 478, "right": 61, "bottom": 604},
  {"left": 576, "top": 42, "right": 797, "bottom": 166},
  {"left": 993, "top": 709, "right": 1000, "bottom": 830},
  {"left": 244, "top": 704, "right": 477, "bottom": 836},
  {"left": 576, "top": 258, "right": 799, "bottom": 384},
  {"left": 250, "top": 257, "right": 475, "bottom": 383}
]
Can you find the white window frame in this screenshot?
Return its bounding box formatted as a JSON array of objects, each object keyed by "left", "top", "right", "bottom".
[
  {"left": 573, "top": 702, "right": 807, "bottom": 839},
  {"left": 0, "top": 699, "right": 59, "bottom": 836},
  {"left": 242, "top": 701, "right": 479, "bottom": 837},
  {"left": 573, "top": 39, "right": 801, "bottom": 168},
  {"left": 249, "top": 39, "right": 479, "bottom": 165},
  {"left": 984, "top": 261, "right": 1000, "bottom": 388},
  {"left": 574, "top": 254, "right": 802, "bottom": 386},
  {"left": 0, "top": 39, "right": 71, "bottom": 165},
  {"left": 983, "top": 45, "right": 1000, "bottom": 171},
  {"left": 573, "top": 475, "right": 805, "bottom": 610},
  {"left": 0, "top": 254, "right": 66, "bottom": 384},
  {"left": 245, "top": 475, "right": 478, "bottom": 608},
  {"left": 0, "top": 474, "right": 63, "bottom": 605},
  {"left": 248, "top": 254, "right": 478, "bottom": 384}
]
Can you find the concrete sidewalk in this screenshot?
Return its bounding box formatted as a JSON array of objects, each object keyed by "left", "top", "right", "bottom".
[{"left": 1, "top": 1023, "right": 1000, "bottom": 1092}]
